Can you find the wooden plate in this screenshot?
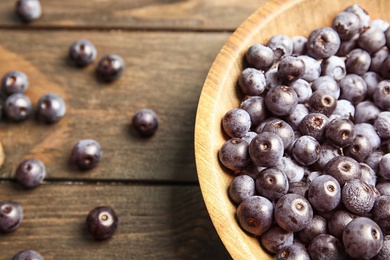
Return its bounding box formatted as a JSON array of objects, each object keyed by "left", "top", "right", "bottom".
[{"left": 194, "top": 0, "right": 390, "bottom": 259}]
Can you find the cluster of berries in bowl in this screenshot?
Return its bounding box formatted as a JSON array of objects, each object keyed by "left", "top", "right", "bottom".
[{"left": 219, "top": 4, "right": 390, "bottom": 259}]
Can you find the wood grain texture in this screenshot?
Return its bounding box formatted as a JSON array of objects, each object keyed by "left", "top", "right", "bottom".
[
  {"left": 0, "top": 30, "right": 232, "bottom": 182},
  {"left": 194, "top": 0, "right": 390, "bottom": 259},
  {"left": 0, "top": 0, "right": 265, "bottom": 30},
  {"left": 0, "top": 183, "right": 231, "bottom": 259}
]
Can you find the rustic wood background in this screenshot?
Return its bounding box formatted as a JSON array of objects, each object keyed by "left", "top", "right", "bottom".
[{"left": 0, "top": 0, "right": 265, "bottom": 259}]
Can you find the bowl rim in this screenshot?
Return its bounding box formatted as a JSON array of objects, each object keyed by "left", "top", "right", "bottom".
[{"left": 194, "top": 0, "right": 303, "bottom": 259}]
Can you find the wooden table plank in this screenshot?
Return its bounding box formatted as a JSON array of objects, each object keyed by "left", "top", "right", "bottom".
[
  {"left": 0, "top": 0, "right": 264, "bottom": 31},
  {"left": 0, "top": 182, "right": 231, "bottom": 259},
  {"left": 0, "top": 30, "right": 232, "bottom": 182}
]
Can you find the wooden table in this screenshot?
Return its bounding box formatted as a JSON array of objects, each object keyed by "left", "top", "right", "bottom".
[{"left": 0, "top": 1, "right": 265, "bottom": 259}]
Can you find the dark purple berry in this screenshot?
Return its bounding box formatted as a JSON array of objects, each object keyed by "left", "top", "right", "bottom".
[
  {"left": 238, "top": 68, "right": 266, "bottom": 96},
  {"left": 240, "top": 96, "right": 267, "bottom": 127},
  {"left": 0, "top": 200, "right": 23, "bottom": 233},
  {"left": 86, "top": 206, "right": 118, "bottom": 240},
  {"left": 342, "top": 179, "right": 377, "bottom": 215},
  {"left": 320, "top": 55, "right": 346, "bottom": 81},
  {"left": 289, "top": 79, "right": 312, "bottom": 104},
  {"left": 16, "top": 0, "right": 42, "bottom": 22},
  {"left": 298, "top": 215, "right": 328, "bottom": 244},
  {"left": 325, "top": 117, "right": 356, "bottom": 148},
  {"left": 299, "top": 113, "right": 329, "bottom": 142},
  {"left": 343, "top": 217, "right": 383, "bottom": 259},
  {"left": 261, "top": 118, "right": 295, "bottom": 150},
  {"left": 332, "top": 11, "right": 361, "bottom": 40},
  {"left": 358, "top": 26, "right": 386, "bottom": 54},
  {"left": 311, "top": 75, "right": 340, "bottom": 99},
  {"left": 1, "top": 70, "right": 29, "bottom": 97},
  {"left": 70, "top": 139, "right": 102, "bottom": 170},
  {"left": 299, "top": 55, "right": 321, "bottom": 82},
  {"left": 228, "top": 175, "right": 255, "bottom": 204},
  {"left": 345, "top": 48, "right": 371, "bottom": 76},
  {"left": 307, "top": 27, "right": 341, "bottom": 59},
  {"left": 255, "top": 167, "right": 289, "bottom": 201},
  {"left": 267, "top": 34, "right": 293, "bottom": 60},
  {"left": 36, "top": 93, "right": 66, "bottom": 123},
  {"left": 323, "top": 155, "right": 361, "bottom": 186},
  {"left": 274, "top": 193, "right": 313, "bottom": 232},
  {"left": 249, "top": 132, "right": 284, "bottom": 167},
  {"left": 308, "top": 234, "right": 346, "bottom": 260},
  {"left": 339, "top": 74, "right": 367, "bottom": 105},
  {"left": 265, "top": 85, "right": 298, "bottom": 116},
  {"left": 132, "top": 108, "right": 159, "bottom": 137},
  {"left": 344, "top": 134, "right": 372, "bottom": 162},
  {"left": 307, "top": 89, "right": 337, "bottom": 117},
  {"left": 354, "top": 100, "right": 380, "bottom": 124},
  {"left": 96, "top": 54, "right": 124, "bottom": 81},
  {"left": 69, "top": 39, "right": 97, "bottom": 67},
  {"left": 276, "top": 244, "right": 310, "bottom": 260},
  {"left": 15, "top": 158, "right": 46, "bottom": 189},
  {"left": 379, "top": 153, "right": 390, "bottom": 180},
  {"left": 236, "top": 196, "right": 273, "bottom": 236},
  {"left": 292, "top": 36, "right": 307, "bottom": 55},
  {"left": 277, "top": 55, "right": 305, "bottom": 84},
  {"left": 12, "top": 250, "right": 44, "bottom": 260},
  {"left": 308, "top": 175, "right": 341, "bottom": 212},
  {"left": 291, "top": 135, "right": 320, "bottom": 166},
  {"left": 345, "top": 4, "right": 370, "bottom": 29},
  {"left": 219, "top": 138, "right": 250, "bottom": 172},
  {"left": 373, "top": 80, "right": 390, "bottom": 110},
  {"left": 260, "top": 225, "right": 293, "bottom": 253},
  {"left": 5, "top": 93, "right": 32, "bottom": 122},
  {"left": 375, "top": 111, "right": 390, "bottom": 139},
  {"left": 245, "top": 44, "right": 275, "bottom": 71}
]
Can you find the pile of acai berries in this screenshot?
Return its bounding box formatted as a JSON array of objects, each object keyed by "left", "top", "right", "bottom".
[{"left": 219, "top": 4, "right": 390, "bottom": 260}]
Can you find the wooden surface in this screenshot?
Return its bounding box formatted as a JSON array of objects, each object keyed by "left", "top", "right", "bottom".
[
  {"left": 194, "top": 0, "right": 390, "bottom": 260},
  {"left": 0, "top": 1, "right": 267, "bottom": 259}
]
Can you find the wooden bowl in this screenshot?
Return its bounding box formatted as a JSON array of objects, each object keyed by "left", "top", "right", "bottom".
[{"left": 194, "top": 0, "right": 390, "bottom": 259}]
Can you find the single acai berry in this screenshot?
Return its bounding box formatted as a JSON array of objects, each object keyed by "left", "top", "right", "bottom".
[
  {"left": 369, "top": 49, "right": 389, "bottom": 75},
  {"left": 358, "top": 26, "right": 386, "bottom": 54},
  {"left": 307, "top": 89, "right": 337, "bottom": 116},
  {"left": 360, "top": 162, "right": 377, "bottom": 186},
  {"left": 70, "top": 139, "right": 102, "bottom": 170},
  {"left": 344, "top": 134, "right": 372, "bottom": 162},
  {"left": 1, "top": 70, "right": 29, "bottom": 97},
  {"left": 236, "top": 196, "right": 273, "bottom": 236},
  {"left": 299, "top": 113, "right": 329, "bottom": 142},
  {"left": 308, "top": 174, "right": 341, "bottom": 212},
  {"left": 69, "top": 39, "right": 97, "bottom": 67},
  {"left": 354, "top": 100, "right": 381, "bottom": 124},
  {"left": 298, "top": 215, "right": 328, "bottom": 244},
  {"left": 306, "top": 27, "right": 341, "bottom": 59},
  {"left": 320, "top": 55, "right": 346, "bottom": 81},
  {"left": 222, "top": 108, "right": 251, "bottom": 138},
  {"left": 332, "top": 11, "right": 361, "bottom": 40},
  {"left": 36, "top": 93, "right": 66, "bottom": 123},
  {"left": 15, "top": 158, "right": 46, "bottom": 189},
  {"left": 299, "top": 55, "right": 321, "bottom": 82},
  {"left": 345, "top": 4, "right": 370, "bottom": 29},
  {"left": 96, "top": 54, "right": 125, "bottom": 81},
  {"left": 219, "top": 138, "right": 250, "bottom": 172},
  {"left": 260, "top": 225, "right": 293, "bottom": 254},
  {"left": 255, "top": 167, "right": 289, "bottom": 201},
  {"left": 325, "top": 117, "right": 356, "bottom": 148},
  {"left": 12, "top": 250, "right": 44, "bottom": 260},
  {"left": 86, "top": 206, "right": 118, "bottom": 240},
  {"left": 291, "top": 135, "right": 320, "bottom": 166},
  {"left": 267, "top": 34, "right": 293, "bottom": 60},
  {"left": 245, "top": 44, "right": 275, "bottom": 71},
  {"left": 265, "top": 85, "right": 298, "bottom": 116},
  {"left": 238, "top": 68, "right": 266, "bottom": 96},
  {"left": 292, "top": 35, "right": 307, "bottom": 56},
  {"left": 323, "top": 155, "right": 361, "bottom": 186},
  {"left": 16, "top": 0, "right": 42, "bottom": 22},
  {"left": 342, "top": 179, "right": 377, "bottom": 215},
  {"left": 277, "top": 55, "right": 305, "bottom": 84},
  {"left": 289, "top": 79, "right": 312, "bottom": 104},
  {"left": 379, "top": 153, "right": 390, "bottom": 180},
  {"left": 276, "top": 244, "right": 310, "bottom": 260},
  {"left": 308, "top": 234, "right": 346, "bottom": 260},
  {"left": 132, "top": 108, "right": 159, "bottom": 137},
  {"left": 373, "top": 80, "right": 390, "bottom": 110},
  {"left": 228, "top": 174, "right": 256, "bottom": 204},
  {"left": 4, "top": 93, "right": 32, "bottom": 122},
  {"left": 339, "top": 74, "right": 367, "bottom": 105},
  {"left": 345, "top": 48, "right": 371, "bottom": 76},
  {"left": 311, "top": 75, "right": 340, "bottom": 99},
  {"left": 249, "top": 132, "right": 284, "bottom": 167},
  {"left": 0, "top": 200, "right": 23, "bottom": 233},
  {"left": 343, "top": 217, "right": 383, "bottom": 259},
  {"left": 240, "top": 96, "right": 267, "bottom": 127},
  {"left": 274, "top": 193, "right": 313, "bottom": 232},
  {"left": 374, "top": 111, "right": 390, "bottom": 139}
]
